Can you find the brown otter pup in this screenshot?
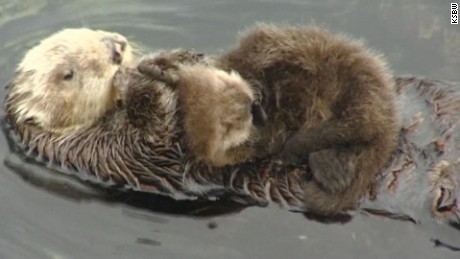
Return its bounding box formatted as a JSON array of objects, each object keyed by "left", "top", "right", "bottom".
[
  {"left": 140, "top": 58, "right": 257, "bottom": 167},
  {"left": 139, "top": 24, "right": 401, "bottom": 215}
]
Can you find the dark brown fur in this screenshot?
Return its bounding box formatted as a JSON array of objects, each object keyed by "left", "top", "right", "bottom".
[
  {"left": 221, "top": 25, "right": 400, "bottom": 214},
  {"left": 140, "top": 24, "right": 400, "bottom": 215}
]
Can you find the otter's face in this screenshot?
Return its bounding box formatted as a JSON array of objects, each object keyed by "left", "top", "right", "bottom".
[
  {"left": 215, "top": 70, "right": 256, "bottom": 150},
  {"left": 6, "top": 28, "right": 135, "bottom": 133}
]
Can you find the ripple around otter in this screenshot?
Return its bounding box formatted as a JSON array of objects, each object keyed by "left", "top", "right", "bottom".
[{"left": 1, "top": 1, "right": 460, "bottom": 259}]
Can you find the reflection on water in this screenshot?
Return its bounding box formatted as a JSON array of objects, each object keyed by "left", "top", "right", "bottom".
[
  {"left": 1, "top": 0, "right": 459, "bottom": 258},
  {"left": 0, "top": 0, "right": 46, "bottom": 27}
]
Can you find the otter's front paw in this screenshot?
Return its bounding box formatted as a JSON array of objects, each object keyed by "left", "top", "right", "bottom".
[
  {"left": 112, "top": 68, "right": 129, "bottom": 90},
  {"left": 112, "top": 68, "right": 148, "bottom": 106},
  {"left": 309, "top": 149, "right": 356, "bottom": 194},
  {"left": 169, "top": 50, "right": 205, "bottom": 65},
  {"left": 137, "top": 56, "right": 180, "bottom": 85},
  {"left": 137, "top": 50, "right": 205, "bottom": 85}
]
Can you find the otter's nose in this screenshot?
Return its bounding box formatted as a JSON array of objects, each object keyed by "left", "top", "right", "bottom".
[{"left": 104, "top": 37, "right": 127, "bottom": 65}]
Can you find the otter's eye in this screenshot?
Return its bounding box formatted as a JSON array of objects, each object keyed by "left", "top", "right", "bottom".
[{"left": 63, "top": 70, "right": 74, "bottom": 81}]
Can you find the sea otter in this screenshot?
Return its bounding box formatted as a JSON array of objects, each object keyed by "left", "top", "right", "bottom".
[
  {"left": 6, "top": 28, "right": 134, "bottom": 134},
  {"left": 4, "top": 28, "right": 188, "bottom": 195},
  {"left": 138, "top": 24, "right": 401, "bottom": 215},
  {"left": 4, "top": 28, "right": 459, "bottom": 224}
]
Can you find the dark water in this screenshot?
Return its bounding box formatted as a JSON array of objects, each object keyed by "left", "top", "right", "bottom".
[{"left": 1, "top": 0, "right": 460, "bottom": 258}]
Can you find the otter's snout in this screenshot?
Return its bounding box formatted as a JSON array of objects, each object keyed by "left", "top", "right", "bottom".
[{"left": 103, "top": 37, "right": 127, "bottom": 65}]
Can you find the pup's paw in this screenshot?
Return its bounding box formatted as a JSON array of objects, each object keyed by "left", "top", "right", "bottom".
[{"left": 309, "top": 149, "right": 356, "bottom": 194}]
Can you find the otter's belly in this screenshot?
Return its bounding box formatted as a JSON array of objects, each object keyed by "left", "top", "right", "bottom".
[
  {"left": 362, "top": 76, "right": 460, "bottom": 224},
  {"left": 3, "top": 73, "right": 460, "bottom": 226}
]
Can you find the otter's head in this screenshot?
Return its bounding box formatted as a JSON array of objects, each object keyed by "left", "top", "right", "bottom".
[{"left": 6, "top": 28, "right": 135, "bottom": 133}]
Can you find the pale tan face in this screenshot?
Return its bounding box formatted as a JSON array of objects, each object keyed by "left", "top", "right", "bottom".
[
  {"left": 7, "top": 28, "right": 135, "bottom": 133},
  {"left": 212, "top": 69, "right": 255, "bottom": 151}
]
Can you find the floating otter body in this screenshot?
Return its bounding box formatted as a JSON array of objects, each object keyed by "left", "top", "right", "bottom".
[
  {"left": 140, "top": 24, "right": 401, "bottom": 215},
  {"left": 3, "top": 29, "right": 459, "bottom": 224}
]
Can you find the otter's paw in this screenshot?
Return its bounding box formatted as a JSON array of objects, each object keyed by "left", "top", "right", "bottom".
[
  {"left": 112, "top": 68, "right": 149, "bottom": 105},
  {"left": 137, "top": 50, "right": 205, "bottom": 85},
  {"left": 112, "top": 68, "right": 134, "bottom": 99},
  {"left": 309, "top": 149, "right": 356, "bottom": 194},
  {"left": 167, "top": 50, "right": 205, "bottom": 65},
  {"left": 303, "top": 180, "right": 355, "bottom": 218},
  {"left": 112, "top": 68, "right": 130, "bottom": 90},
  {"left": 137, "top": 56, "right": 180, "bottom": 85}
]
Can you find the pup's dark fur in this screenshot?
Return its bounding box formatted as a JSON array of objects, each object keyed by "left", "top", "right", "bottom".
[{"left": 139, "top": 24, "right": 400, "bottom": 215}]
